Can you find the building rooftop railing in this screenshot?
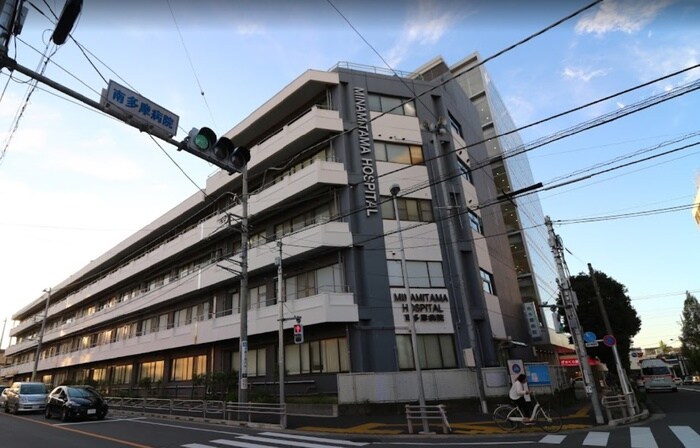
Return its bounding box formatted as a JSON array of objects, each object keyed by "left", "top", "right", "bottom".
[{"left": 329, "top": 61, "right": 424, "bottom": 80}]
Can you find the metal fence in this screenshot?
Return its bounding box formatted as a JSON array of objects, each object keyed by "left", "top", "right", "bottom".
[{"left": 105, "top": 397, "right": 285, "bottom": 428}]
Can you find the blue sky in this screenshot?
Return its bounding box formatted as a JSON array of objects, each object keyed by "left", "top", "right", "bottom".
[{"left": 1, "top": 0, "right": 698, "bottom": 350}]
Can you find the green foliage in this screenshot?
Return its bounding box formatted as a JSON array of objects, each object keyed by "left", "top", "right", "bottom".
[
  {"left": 680, "top": 291, "right": 700, "bottom": 373},
  {"left": 558, "top": 270, "right": 641, "bottom": 371}
]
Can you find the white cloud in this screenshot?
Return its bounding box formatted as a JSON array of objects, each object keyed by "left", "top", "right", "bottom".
[
  {"left": 562, "top": 66, "right": 608, "bottom": 82},
  {"left": 235, "top": 23, "right": 265, "bottom": 36},
  {"left": 575, "top": 0, "right": 672, "bottom": 36},
  {"left": 385, "top": 0, "right": 464, "bottom": 67}
]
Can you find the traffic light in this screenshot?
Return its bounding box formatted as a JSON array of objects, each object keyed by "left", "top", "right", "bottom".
[
  {"left": 181, "top": 127, "right": 250, "bottom": 174},
  {"left": 293, "top": 322, "right": 304, "bottom": 344},
  {"left": 51, "top": 0, "right": 82, "bottom": 45}
]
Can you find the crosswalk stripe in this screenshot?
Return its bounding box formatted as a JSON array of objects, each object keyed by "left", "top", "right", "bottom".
[
  {"left": 209, "top": 439, "right": 271, "bottom": 448},
  {"left": 258, "top": 432, "right": 369, "bottom": 446},
  {"left": 539, "top": 434, "right": 566, "bottom": 444},
  {"left": 238, "top": 435, "right": 343, "bottom": 448},
  {"left": 183, "top": 444, "right": 218, "bottom": 448},
  {"left": 669, "top": 426, "right": 700, "bottom": 448},
  {"left": 630, "top": 427, "right": 658, "bottom": 448},
  {"left": 583, "top": 432, "right": 610, "bottom": 446}
]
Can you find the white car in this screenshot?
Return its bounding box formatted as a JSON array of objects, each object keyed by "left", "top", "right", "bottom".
[
  {"left": 673, "top": 377, "right": 682, "bottom": 387},
  {"left": 0, "top": 388, "right": 8, "bottom": 408}
]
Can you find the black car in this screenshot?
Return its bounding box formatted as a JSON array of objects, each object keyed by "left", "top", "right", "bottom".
[{"left": 44, "top": 386, "right": 108, "bottom": 421}]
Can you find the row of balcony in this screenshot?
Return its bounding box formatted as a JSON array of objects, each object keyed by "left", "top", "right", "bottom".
[{"left": 1, "top": 291, "right": 359, "bottom": 378}]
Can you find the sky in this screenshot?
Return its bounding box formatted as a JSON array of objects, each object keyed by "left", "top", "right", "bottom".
[{"left": 0, "top": 0, "right": 698, "bottom": 351}]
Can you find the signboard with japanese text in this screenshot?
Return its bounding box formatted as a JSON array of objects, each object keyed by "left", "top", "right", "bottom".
[
  {"left": 390, "top": 288, "right": 453, "bottom": 333},
  {"left": 102, "top": 80, "right": 179, "bottom": 138}
]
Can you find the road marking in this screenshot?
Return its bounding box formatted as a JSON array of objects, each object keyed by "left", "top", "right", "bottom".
[
  {"left": 669, "top": 426, "right": 700, "bottom": 447},
  {"left": 258, "top": 432, "right": 369, "bottom": 446},
  {"left": 630, "top": 427, "right": 658, "bottom": 448},
  {"left": 0, "top": 412, "right": 154, "bottom": 447},
  {"left": 238, "top": 434, "right": 355, "bottom": 447},
  {"left": 539, "top": 434, "right": 566, "bottom": 444},
  {"left": 132, "top": 418, "right": 245, "bottom": 436},
  {"left": 183, "top": 445, "right": 218, "bottom": 448},
  {"left": 583, "top": 432, "right": 610, "bottom": 446},
  {"left": 207, "top": 440, "right": 265, "bottom": 448}
]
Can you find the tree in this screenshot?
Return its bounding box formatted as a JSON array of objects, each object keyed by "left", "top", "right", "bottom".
[
  {"left": 658, "top": 340, "right": 670, "bottom": 354},
  {"left": 559, "top": 270, "right": 641, "bottom": 372},
  {"left": 680, "top": 291, "right": 700, "bottom": 374}
]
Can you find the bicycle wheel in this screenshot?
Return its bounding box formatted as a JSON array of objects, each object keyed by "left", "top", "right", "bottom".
[
  {"left": 493, "top": 405, "right": 518, "bottom": 431},
  {"left": 536, "top": 406, "right": 562, "bottom": 433}
]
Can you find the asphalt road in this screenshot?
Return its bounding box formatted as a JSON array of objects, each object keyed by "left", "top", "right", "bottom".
[{"left": 1, "top": 385, "right": 698, "bottom": 448}]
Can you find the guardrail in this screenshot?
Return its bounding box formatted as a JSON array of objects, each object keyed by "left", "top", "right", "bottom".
[
  {"left": 405, "top": 404, "right": 451, "bottom": 434},
  {"left": 105, "top": 397, "right": 284, "bottom": 428},
  {"left": 601, "top": 392, "right": 645, "bottom": 426}
]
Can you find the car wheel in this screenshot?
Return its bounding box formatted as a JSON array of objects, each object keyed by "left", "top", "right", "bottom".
[
  {"left": 61, "top": 408, "right": 70, "bottom": 422},
  {"left": 45, "top": 407, "right": 52, "bottom": 419}
]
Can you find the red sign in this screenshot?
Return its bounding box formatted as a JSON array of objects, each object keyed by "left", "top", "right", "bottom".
[{"left": 560, "top": 357, "right": 600, "bottom": 367}]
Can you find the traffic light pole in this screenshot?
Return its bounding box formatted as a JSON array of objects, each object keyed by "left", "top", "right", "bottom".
[
  {"left": 546, "top": 217, "right": 605, "bottom": 424},
  {"left": 0, "top": 54, "right": 181, "bottom": 148},
  {"left": 276, "top": 240, "right": 286, "bottom": 428}
]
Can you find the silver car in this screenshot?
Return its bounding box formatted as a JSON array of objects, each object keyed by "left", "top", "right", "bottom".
[{"left": 4, "top": 382, "right": 49, "bottom": 414}]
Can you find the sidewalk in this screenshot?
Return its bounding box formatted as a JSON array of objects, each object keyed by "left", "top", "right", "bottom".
[{"left": 287, "top": 402, "right": 595, "bottom": 435}]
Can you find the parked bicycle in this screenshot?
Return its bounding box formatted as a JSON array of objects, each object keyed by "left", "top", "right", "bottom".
[{"left": 492, "top": 393, "right": 562, "bottom": 433}]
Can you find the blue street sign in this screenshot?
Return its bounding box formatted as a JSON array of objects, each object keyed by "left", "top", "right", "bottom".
[{"left": 583, "top": 331, "right": 597, "bottom": 343}]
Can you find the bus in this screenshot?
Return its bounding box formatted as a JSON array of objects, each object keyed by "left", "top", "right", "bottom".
[{"left": 639, "top": 358, "right": 677, "bottom": 393}]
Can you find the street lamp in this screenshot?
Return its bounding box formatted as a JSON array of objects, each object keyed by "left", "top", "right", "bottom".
[
  {"left": 31, "top": 288, "right": 51, "bottom": 382},
  {"left": 390, "top": 183, "right": 430, "bottom": 434}
]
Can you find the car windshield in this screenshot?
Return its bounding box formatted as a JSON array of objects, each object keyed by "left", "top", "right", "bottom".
[
  {"left": 642, "top": 366, "right": 670, "bottom": 376},
  {"left": 67, "top": 387, "right": 100, "bottom": 398},
  {"left": 19, "top": 384, "right": 47, "bottom": 394}
]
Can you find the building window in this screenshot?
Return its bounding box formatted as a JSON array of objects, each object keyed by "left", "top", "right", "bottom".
[
  {"left": 397, "top": 334, "right": 456, "bottom": 369},
  {"left": 374, "top": 142, "right": 424, "bottom": 165},
  {"left": 468, "top": 210, "right": 483, "bottom": 234},
  {"left": 274, "top": 203, "right": 332, "bottom": 239},
  {"left": 448, "top": 112, "right": 463, "bottom": 137},
  {"left": 388, "top": 260, "right": 445, "bottom": 288},
  {"left": 113, "top": 364, "right": 133, "bottom": 384},
  {"left": 232, "top": 348, "right": 266, "bottom": 377},
  {"left": 368, "top": 93, "right": 417, "bottom": 116},
  {"left": 480, "top": 269, "right": 495, "bottom": 295},
  {"left": 284, "top": 263, "right": 343, "bottom": 301},
  {"left": 170, "top": 355, "right": 207, "bottom": 381},
  {"left": 139, "top": 360, "right": 164, "bottom": 382},
  {"left": 380, "top": 197, "right": 433, "bottom": 222},
  {"left": 284, "top": 337, "right": 349, "bottom": 375},
  {"left": 458, "top": 159, "right": 472, "bottom": 183}
]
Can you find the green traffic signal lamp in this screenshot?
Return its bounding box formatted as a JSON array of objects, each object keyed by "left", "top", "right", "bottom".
[
  {"left": 188, "top": 127, "right": 216, "bottom": 151},
  {"left": 181, "top": 127, "right": 249, "bottom": 174}
]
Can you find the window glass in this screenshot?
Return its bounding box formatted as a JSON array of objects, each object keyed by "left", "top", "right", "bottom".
[
  {"left": 382, "top": 96, "right": 403, "bottom": 114},
  {"left": 409, "top": 145, "right": 423, "bottom": 164},
  {"left": 387, "top": 260, "right": 403, "bottom": 287},
  {"left": 375, "top": 142, "right": 387, "bottom": 161},
  {"left": 419, "top": 200, "right": 433, "bottom": 222},
  {"left": 285, "top": 345, "right": 301, "bottom": 375},
  {"left": 407, "top": 261, "right": 430, "bottom": 287},
  {"left": 368, "top": 94, "right": 381, "bottom": 112},
  {"left": 480, "top": 269, "right": 495, "bottom": 295},
  {"left": 396, "top": 335, "right": 414, "bottom": 369},
  {"left": 439, "top": 335, "right": 457, "bottom": 368},
  {"left": 381, "top": 199, "right": 395, "bottom": 220},
  {"left": 427, "top": 262, "right": 445, "bottom": 287},
  {"left": 403, "top": 100, "right": 417, "bottom": 117},
  {"left": 422, "top": 335, "right": 443, "bottom": 368},
  {"left": 322, "top": 339, "right": 341, "bottom": 372},
  {"left": 387, "top": 144, "right": 411, "bottom": 164}
]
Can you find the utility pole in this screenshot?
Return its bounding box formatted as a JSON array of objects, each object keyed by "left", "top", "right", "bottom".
[
  {"left": 390, "top": 183, "right": 430, "bottom": 434},
  {"left": 545, "top": 217, "right": 605, "bottom": 424},
  {"left": 588, "top": 263, "right": 637, "bottom": 416},
  {"left": 31, "top": 288, "right": 51, "bottom": 382},
  {"left": 238, "top": 165, "right": 249, "bottom": 405},
  {"left": 276, "top": 240, "right": 286, "bottom": 428}
]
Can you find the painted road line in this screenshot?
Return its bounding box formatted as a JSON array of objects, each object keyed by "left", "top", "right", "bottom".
[
  {"left": 539, "top": 434, "right": 567, "bottom": 444},
  {"left": 582, "top": 432, "right": 610, "bottom": 446},
  {"left": 238, "top": 434, "right": 354, "bottom": 448},
  {"left": 669, "top": 426, "right": 700, "bottom": 447},
  {"left": 183, "top": 445, "right": 219, "bottom": 448},
  {"left": 207, "top": 440, "right": 267, "bottom": 448},
  {"left": 630, "top": 427, "right": 658, "bottom": 448},
  {"left": 258, "top": 432, "right": 369, "bottom": 446}
]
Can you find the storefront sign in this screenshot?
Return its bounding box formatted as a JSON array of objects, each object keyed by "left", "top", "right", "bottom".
[{"left": 391, "top": 289, "right": 452, "bottom": 332}]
